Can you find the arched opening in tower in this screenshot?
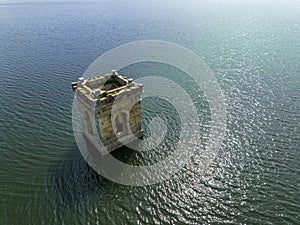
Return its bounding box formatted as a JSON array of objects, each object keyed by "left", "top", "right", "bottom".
[
  {"left": 85, "top": 111, "right": 94, "bottom": 135},
  {"left": 115, "top": 112, "right": 128, "bottom": 137}
]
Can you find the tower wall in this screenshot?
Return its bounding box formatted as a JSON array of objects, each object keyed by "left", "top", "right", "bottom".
[{"left": 75, "top": 72, "right": 143, "bottom": 154}]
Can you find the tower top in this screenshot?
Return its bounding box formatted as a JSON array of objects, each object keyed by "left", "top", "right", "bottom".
[{"left": 74, "top": 70, "right": 143, "bottom": 106}]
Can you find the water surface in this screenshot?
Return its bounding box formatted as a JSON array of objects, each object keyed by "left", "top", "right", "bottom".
[{"left": 0, "top": 1, "right": 299, "bottom": 224}]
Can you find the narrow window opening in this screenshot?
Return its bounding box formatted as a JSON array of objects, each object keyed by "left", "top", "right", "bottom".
[
  {"left": 85, "top": 111, "right": 93, "bottom": 135},
  {"left": 115, "top": 112, "right": 127, "bottom": 137}
]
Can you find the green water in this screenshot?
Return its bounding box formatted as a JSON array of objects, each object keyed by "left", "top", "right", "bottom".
[{"left": 0, "top": 1, "right": 299, "bottom": 224}]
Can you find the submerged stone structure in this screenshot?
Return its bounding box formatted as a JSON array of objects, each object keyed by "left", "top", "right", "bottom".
[{"left": 72, "top": 70, "right": 143, "bottom": 153}]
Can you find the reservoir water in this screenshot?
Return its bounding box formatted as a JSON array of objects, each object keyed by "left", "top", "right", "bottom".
[{"left": 0, "top": 1, "right": 299, "bottom": 224}]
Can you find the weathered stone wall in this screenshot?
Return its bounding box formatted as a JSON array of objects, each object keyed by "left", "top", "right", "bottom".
[
  {"left": 129, "top": 100, "right": 142, "bottom": 136},
  {"left": 77, "top": 78, "right": 143, "bottom": 153},
  {"left": 96, "top": 85, "right": 143, "bottom": 151}
]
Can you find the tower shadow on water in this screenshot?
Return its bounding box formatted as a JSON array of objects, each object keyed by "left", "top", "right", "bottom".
[{"left": 46, "top": 143, "right": 138, "bottom": 213}]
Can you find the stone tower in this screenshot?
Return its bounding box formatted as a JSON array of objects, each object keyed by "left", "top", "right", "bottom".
[{"left": 72, "top": 70, "right": 143, "bottom": 153}]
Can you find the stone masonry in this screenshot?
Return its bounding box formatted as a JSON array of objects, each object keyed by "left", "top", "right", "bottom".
[{"left": 73, "top": 70, "right": 143, "bottom": 153}]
